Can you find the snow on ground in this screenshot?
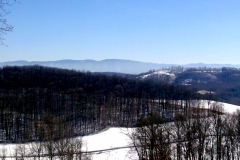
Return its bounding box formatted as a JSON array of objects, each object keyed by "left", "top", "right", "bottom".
[
  {"left": 196, "top": 100, "right": 240, "bottom": 114},
  {"left": 139, "top": 70, "right": 175, "bottom": 79},
  {"left": 197, "top": 90, "right": 216, "bottom": 95},
  {"left": 0, "top": 128, "right": 136, "bottom": 160},
  {"left": 218, "top": 102, "right": 240, "bottom": 113},
  {"left": 82, "top": 127, "right": 136, "bottom": 160},
  {"left": 83, "top": 128, "right": 131, "bottom": 151},
  {"left": 0, "top": 101, "right": 240, "bottom": 159}
]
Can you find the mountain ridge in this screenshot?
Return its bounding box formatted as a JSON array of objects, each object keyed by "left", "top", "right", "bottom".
[{"left": 1, "top": 59, "right": 240, "bottom": 74}]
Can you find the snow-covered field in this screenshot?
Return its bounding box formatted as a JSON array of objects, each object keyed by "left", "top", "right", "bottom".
[
  {"left": 82, "top": 127, "right": 136, "bottom": 160},
  {"left": 0, "top": 102, "right": 240, "bottom": 159},
  {"left": 194, "top": 100, "right": 240, "bottom": 114},
  {"left": 0, "top": 128, "right": 136, "bottom": 160},
  {"left": 217, "top": 102, "right": 240, "bottom": 113}
]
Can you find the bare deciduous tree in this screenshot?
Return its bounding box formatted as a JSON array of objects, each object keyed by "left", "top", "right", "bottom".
[
  {"left": 0, "top": 147, "right": 7, "bottom": 160},
  {"left": 211, "top": 102, "right": 225, "bottom": 160},
  {"left": 15, "top": 143, "right": 28, "bottom": 160},
  {"left": 129, "top": 112, "right": 171, "bottom": 160},
  {"left": 0, "top": 0, "right": 16, "bottom": 45},
  {"left": 29, "top": 140, "right": 44, "bottom": 160}
]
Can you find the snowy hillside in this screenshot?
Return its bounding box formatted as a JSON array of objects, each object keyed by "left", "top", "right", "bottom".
[
  {"left": 137, "top": 70, "right": 176, "bottom": 82},
  {"left": 82, "top": 128, "right": 136, "bottom": 160},
  {"left": 0, "top": 102, "right": 240, "bottom": 159},
  {"left": 80, "top": 101, "right": 240, "bottom": 159},
  {"left": 138, "top": 70, "right": 175, "bottom": 79}
]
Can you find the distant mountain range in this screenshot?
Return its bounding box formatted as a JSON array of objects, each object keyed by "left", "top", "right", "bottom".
[{"left": 0, "top": 59, "right": 240, "bottom": 74}]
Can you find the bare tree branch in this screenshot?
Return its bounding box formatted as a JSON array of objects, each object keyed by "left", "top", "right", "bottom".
[{"left": 0, "top": 0, "right": 16, "bottom": 45}]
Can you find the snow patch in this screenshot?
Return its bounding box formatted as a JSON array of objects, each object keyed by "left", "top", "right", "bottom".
[{"left": 139, "top": 70, "right": 175, "bottom": 79}]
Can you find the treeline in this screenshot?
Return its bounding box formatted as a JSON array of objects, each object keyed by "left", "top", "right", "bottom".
[
  {"left": 0, "top": 66, "right": 215, "bottom": 143},
  {"left": 130, "top": 102, "right": 240, "bottom": 160},
  {"left": 0, "top": 122, "right": 89, "bottom": 160}
]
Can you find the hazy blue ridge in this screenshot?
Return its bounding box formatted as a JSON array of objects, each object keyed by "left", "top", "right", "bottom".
[{"left": 0, "top": 59, "right": 240, "bottom": 74}]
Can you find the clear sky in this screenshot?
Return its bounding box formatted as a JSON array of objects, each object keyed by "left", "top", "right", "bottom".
[{"left": 1, "top": 0, "right": 240, "bottom": 64}]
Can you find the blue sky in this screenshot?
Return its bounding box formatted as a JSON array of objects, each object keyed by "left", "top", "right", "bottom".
[{"left": 1, "top": 0, "right": 240, "bottom": 64}]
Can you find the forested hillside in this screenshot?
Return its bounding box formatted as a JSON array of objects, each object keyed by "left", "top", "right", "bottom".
[
  {"left": 174, "top": 67, "right": 240, "bottom": 105},
  {"left": 0, "top": 66, "right": 211, "bottom": 143},
  {"left": 136, "top": 67, "right": 240, "bottom": 105}
]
